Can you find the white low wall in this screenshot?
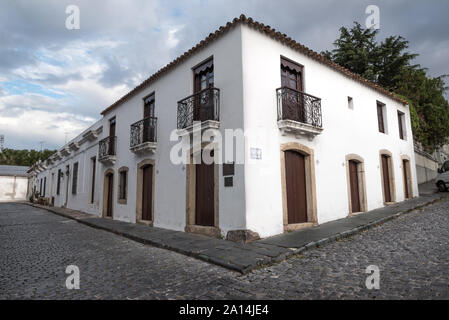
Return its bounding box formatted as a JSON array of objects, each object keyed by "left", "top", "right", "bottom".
[{"left": 0, "top": 176, "right": 28, "bottom": 202}]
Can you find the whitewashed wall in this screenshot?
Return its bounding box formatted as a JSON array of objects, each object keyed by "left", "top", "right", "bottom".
[
  {"left": 240, "top": 24, "right": 418, "bottom": 237},
  {"left": 33, "top": 23, "right": 419, "bottom": 239},
  {"left": 0, "top": 176, "right": 28, "bottom": 201},
  {"left": 35, "top": 24, "right": 247, "bottom": 237}
]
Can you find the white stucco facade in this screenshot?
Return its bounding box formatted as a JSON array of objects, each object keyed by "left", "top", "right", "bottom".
[{"left": 30, "top": 19, "right": 419, "bottom": 239}]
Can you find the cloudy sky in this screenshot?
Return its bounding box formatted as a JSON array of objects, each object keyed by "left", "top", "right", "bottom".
[{"left": 0, "top": 0, "right": 448, "bottom": 150}]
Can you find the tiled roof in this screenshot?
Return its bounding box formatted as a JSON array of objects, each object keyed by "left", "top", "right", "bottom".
[
  {"left": 0, "top": 165, "right": 29, "bottom": 177},
  {"left": 100, "top": 14, "right": 407, "bottom": 116}
]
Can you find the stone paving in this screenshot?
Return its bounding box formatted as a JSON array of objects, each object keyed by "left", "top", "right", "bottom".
[
  {"left": 1, "top": 197, "right": 449, "bottom": 299},
  {"left": 23, "top": 192, "right": 443, "bottom": 274}
]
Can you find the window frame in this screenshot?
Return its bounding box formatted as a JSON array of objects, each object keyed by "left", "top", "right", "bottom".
[
  {"left": 117, "top": 166, "right": 129, "bottom": 204},
  {"left": 377, "top": 101, "right": 386, "bottom": 134},
  {"left": 72, "top": 162, "right": 79, "bottom": 195},
  {"left": 397, "top": 110, "right": 406, "bottom": 140},
  {"left": 57, "top": 169, "right": 61, "bottom": 195},
  {"left": 90, "top": 157, "right": 96, "bottom": 203}
]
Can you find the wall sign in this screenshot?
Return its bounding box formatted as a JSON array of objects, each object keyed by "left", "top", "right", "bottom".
[{"left": 250, "top": 148, "right": 262, "bottom": 160}]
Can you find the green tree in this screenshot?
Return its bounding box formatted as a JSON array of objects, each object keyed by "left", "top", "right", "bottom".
[
  {"left": 0, "top": 148, "right": 56, "bottom": 166},
  {"left": 322, "top": 22, "right": 449, "bottom": 150}
]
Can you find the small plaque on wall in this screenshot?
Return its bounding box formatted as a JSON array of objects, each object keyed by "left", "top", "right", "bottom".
[
  {"left": 223, "top": 162, "right": 235, "bottom": 176},
  {"left": 224, "top": 176, "right": 233, "bottom": 187}
]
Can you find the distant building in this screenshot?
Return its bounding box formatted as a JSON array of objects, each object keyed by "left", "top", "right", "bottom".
[
  {"left": 0, "top": 135, "right": 4, "bottom": 152},
  {"left": 0, "top": 165, "right": 29, "bottom": 202}
]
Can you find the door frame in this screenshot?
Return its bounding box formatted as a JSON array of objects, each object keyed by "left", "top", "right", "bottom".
[
  {"left": 136, "top": 159, "right": 155, "bottom": 226},
  {"left": 379, "top": 149, "right": 396, "bottom": 204},
  {"left": 64, "top": 165, "right": 70, "bottom": 207},
  {"left": 185, "top": 142, "right": 220, "bottom": 237},
  {"left": 345, "top": 154, "right": 368, "bottom": 215},
  {"left": 401, "top": 155, "right": 413, "bottom": 199},
  {"left": 280, "top": 142, "right": 317, "bottom": 232},
  {"left": 102, "top": 169, "right": 114, "bottom": 218}
]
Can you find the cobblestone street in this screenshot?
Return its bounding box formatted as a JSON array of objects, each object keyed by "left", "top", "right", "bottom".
[{"left": 1, "top": 198, "right": 448, "bottom": 299}]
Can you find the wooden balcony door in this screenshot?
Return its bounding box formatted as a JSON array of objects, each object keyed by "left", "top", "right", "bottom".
[
  {"left": 349, "top": 160, "right": 361, "bottom": 213},
  {"left": 142, "top": 164, "right": 153, "bottom": 221},
  {"left": 109, "top": 117, "right": 116, "bottom": 155},
  {"left": 193, "top": 59, "right": 214, "bottom": 122},
  {"left": 143, "top": 95, "right": 155, "bottom": 143},
  {"left": 195, "top": 150, "right": 215, "bottom": 226},
  {"left": 281, "top": 57, "right": 304, "bottom": 122},
  {"left": 285, "top": 150, "right": 308, "bottom": 224}
]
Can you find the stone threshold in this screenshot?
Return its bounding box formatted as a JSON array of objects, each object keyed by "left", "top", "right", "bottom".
[{"left": 23, "top": 193, "right": 446, "bottom": 274}]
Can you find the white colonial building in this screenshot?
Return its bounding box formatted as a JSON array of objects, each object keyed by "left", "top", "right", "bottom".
[{"left": 30, "top": 15, "right": 419, "bottom": 240}]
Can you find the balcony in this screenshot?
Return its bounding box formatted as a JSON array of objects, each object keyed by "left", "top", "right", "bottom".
[
  {"left": 130, "top": 117, "right": 157, "bottom": 154},
  {"left": 177, "top": 87, "right": 220, "bottom": 135},
  {"left": 276, "top": 87, "right": 323, "bottom": 140},
  {"left": 99, "top": 136, "right": 117, "bottom": 165}
]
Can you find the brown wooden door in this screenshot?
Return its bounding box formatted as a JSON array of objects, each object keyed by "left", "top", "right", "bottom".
[
  {"left": 142, "top": 165, "right": 153, "bottom": 221},
  {"left": 349, "top": 160, "right": 361, "bottom": 213},
  {"left": 403, "top": 159, "right": 409, "bottom": 199},
  {"left": 195, "top": 151, "right": 215, "bottom": 226},
  {"left": 381, "top": 155, "right": 391, "bottom": 202},
  {"left": 281, "top": 60, "right": 304, "bottom": 122},
  {"left": 109, "top": 118, "right": 116, "bottom": 155},
  {"left": 285, "top": 150, "right": 307, "bottom": 224},
  {"left": 193, "top": 62, "right": 214, "bottom": 122},
  {"left": 106, "top": 173, "right": 113, "bottom": 217},
  {"left": 143, "top": 96, "right": 155, "bottom": 143}
]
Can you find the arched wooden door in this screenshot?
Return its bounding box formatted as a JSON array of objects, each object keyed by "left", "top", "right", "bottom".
[
  {"left": 142, "top": 164, "right": 153, "bottom": 221},
  {"left": 403, "top": 159, "right": 410, "bottom": 199},
  {"left": 106, "top": 173, "right": 114, "bottom": 217},
  {"left": 381, "top": 155, "right": 392, "bottom": 202},
  {"left": 195, "top": 150, "right": 215, "bottom": 226},
  {"left": 285, "top": 150, "right": 308, "bottom": 224},
  {"left": 348, "top": 160, "right": 361, "bottom": 213}
]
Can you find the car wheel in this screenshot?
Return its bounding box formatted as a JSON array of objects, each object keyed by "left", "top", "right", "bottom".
[{"left": 437, "top": 181, "right": 448, "bottom": 192}]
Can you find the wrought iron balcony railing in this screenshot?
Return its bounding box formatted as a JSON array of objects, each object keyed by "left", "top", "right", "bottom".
[
  {"left": 99, "top": 136, "right": 117, "bottom": 160},
  {"left": 276, "top": 87, "right": 322, "bottom": 128},
  {"left": 130, "top": 117, "right": 157, "bottom": 148},
  {"left": 177, "top": 87, "right": 220, "bottom": 130}
]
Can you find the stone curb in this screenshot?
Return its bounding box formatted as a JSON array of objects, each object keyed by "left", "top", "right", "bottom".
[{"left": 21, "top": 195, "right": 445, "bottom": 274}]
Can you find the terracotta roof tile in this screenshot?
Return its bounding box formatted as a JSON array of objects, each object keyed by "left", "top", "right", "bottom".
[{"left": 100, "top": 14, "right": 406, "bottom": 115}]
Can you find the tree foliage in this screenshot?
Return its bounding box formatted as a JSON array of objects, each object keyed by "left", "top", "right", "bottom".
[
  {"left": 0, "top": 149, "right": 56, "bottom": 167},
  {"left": 322, "top": 22, "right": 449, "bottom": 150}
]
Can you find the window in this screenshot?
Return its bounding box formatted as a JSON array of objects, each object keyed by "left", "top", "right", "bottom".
[
  {"left": 193, "top": 58, "right": 214, "bottom": 93},
  {"left": 143, "top": 93, "right": 155, "bottom": 118},
  {"left": 444, "top": 161, "right": 449, "bottom": 172},
  {"left": 90, "top": 157, "right": 96, "bottom": 203},
  {"left": 348, "top": 96, "right": 354, "bottom": 109},
  {"left": 377, "top": 101, "right": 386, "bottom": 133},
  {"left": 43, "top": 177, "right": 46, "bottom": 197},
  {"left": 118, "top": 167, "right": 128, "bottom": 204},
  {"left": 72, "top": 162, "right": 78, "bottom": 195},
  {"left": 57, "top": 169, "right": 61, "bottom": 195},
  {"left": 398, "top": 111, "right": 405, "bottom": 140},
  {"left": 281, "top": 56, "right": 303, "bottom": 91},
  {"left": 39, "top": 179, "right": 42, "bottom": 195},
  {"left": 118, "top": 168, "right": 128, "bottom": 200}
]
